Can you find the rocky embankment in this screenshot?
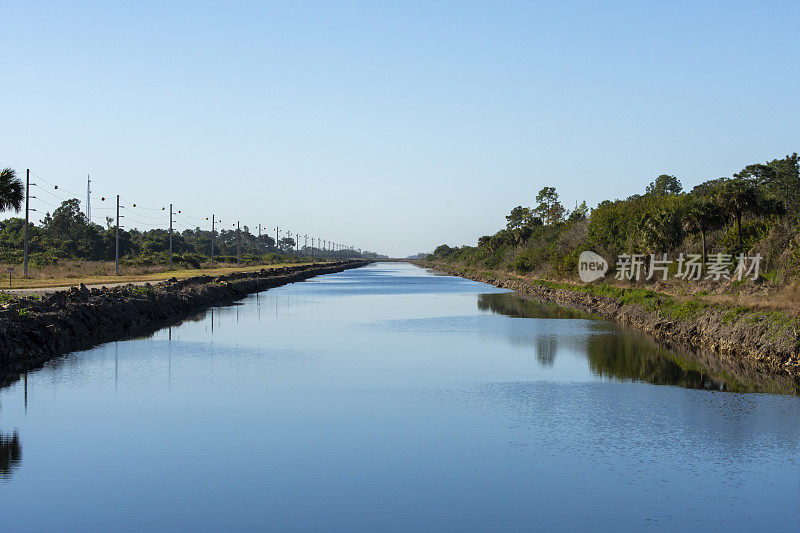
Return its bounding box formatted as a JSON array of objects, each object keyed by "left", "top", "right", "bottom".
[
  {"left": 423, "top": 262, "right": 800, "bottom": 386},
  {"left": 0, "top": 261, "right": 369, "bottom": 384}
]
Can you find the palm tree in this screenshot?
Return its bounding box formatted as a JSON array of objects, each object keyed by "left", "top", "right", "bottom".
[
  {"left": 0, "top": 167, "right": 24, "bottom": 213},
  {"left": 718, "top": 178, "right": 758, "bottom": 249},
  {"left": 640, "top": 210, "right": 679, "bottom": 255},
  {"left": 683, "top": 197, "right": 725, "bottom": 266}
]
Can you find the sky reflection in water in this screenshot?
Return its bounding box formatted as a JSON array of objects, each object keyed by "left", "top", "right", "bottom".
[{"left": 0, "top": 262, "right": 799, "bottom": 531}]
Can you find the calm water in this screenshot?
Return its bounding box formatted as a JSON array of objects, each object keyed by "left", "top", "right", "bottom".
[{"left": 1, "top": 262, "right": 799, "bottom": 531}]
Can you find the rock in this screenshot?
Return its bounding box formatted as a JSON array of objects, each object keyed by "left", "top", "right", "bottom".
[{"left": 0, "top": 261, "right": 366, "bottom": 382}]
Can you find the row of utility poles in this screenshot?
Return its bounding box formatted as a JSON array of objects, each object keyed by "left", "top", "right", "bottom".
[{"left": 20, "top": 170, "right": 360, "bottom": 276}]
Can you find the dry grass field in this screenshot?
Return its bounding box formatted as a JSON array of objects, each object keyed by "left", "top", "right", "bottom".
[{"left": 0, "top": 259, "right": 325, "bottom": 291}]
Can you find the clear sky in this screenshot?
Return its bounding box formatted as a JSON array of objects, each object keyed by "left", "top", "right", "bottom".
[{"left": 2, "top": 1, "right": 798, "bottom": 257}]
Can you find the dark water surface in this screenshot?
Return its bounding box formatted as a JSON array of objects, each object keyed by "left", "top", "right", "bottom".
[{"left": 1, "top": 263, "right": 799, "bottom": 531}]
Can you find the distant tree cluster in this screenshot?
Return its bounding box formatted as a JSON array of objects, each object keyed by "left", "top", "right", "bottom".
[{"left": 0, "top": 187, "right": 374, "bottom": 267}]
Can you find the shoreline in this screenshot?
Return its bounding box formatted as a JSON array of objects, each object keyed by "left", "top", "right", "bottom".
[
  {"left": 420, "top": 261, "right": 800, "bottom": 391},
  {"left": 0, "top": 260, "right": 370, "bottom": 386}
]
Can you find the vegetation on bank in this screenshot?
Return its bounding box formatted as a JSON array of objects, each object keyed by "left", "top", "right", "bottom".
[{"left": 429, "top": 153, "right": 800, "bottom": 289}]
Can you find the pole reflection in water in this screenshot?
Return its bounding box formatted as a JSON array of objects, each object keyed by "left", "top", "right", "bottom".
[{"left": 114, "top": 342, "right": 118, "bottom": 394}]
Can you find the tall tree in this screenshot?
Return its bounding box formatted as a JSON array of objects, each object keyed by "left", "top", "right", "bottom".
[
  {"left": 645, "top": 174, "right": 683, "bottom": 196},
  {"left": 42, "top": 198, "right": 94, "bottom": 257},
  {"left": 0, "top": 167, "right": 24, "bottom": 213},
  {"left": 505, "top": 206, "right": 531, "bottom": 230},
  {"left": 534, "top": 187, "right": 566, "bottom": 225},
  {"left": 736, "top": 153, "right": 800, "bottom": 219},
  {"left": 278, "top": 237, "right": 295, "bottom": 252},
  {"left": 717, "top": 178, "right": 759, "bottom": 249}
]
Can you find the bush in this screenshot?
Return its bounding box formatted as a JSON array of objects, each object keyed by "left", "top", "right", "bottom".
[
  {"left": 174, "top": 253, "right": 202, "bottom": 269},
  {"left": 719, "top": 218, "right": 773, "bottom": 255}
]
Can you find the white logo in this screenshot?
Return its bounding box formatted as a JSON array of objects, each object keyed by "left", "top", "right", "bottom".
[{"left": 578, "top": 251, "right": 608, "bottom": 282}]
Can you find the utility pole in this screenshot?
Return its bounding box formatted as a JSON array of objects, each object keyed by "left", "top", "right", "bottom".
[
  {"left": 211, "top": 214, "right": 215, "bottom": 267},
  {"left": 24, "top": 169, "right": 32, "bottom": 277},
  {"left": 237, "top": 221, "right": 241, "bottom": 267},
  {"left": 296, "top": 233, "right": 300, "bottom": 253},
  {"left": 169, "top": 203, "right": 173, "bottom": 270},
  {"left": 115, "top": 195, "right": 120, "bottom": 275},
  {"left": 86, "top": 174, "right": 91, "bottom": 221},
  {"left": 311, "top": 237, "right": 315, "bottom": 260},
  {"left": 258, "top": 224, "right": 261, "bottom": 253},
  {"left": 275, "top": 226, "right": 279, "bottom": 253}
]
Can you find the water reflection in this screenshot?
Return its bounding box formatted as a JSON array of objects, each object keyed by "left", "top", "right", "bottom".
[
  {"left": 586, "top": 331, "right": 727, "bottom": 390},
  {"left": 2, "top": 263, "right": 800, "bottom": 530},
  {"left": 478, "top": 292, "right": 598, "bottom": 320},
  {"left": 535, "top": 335, "right": 557, "bottom": 368},
  {"left": 0, "top": 431, "right": 21, "bottom": 480},
  {"left": 478, "top": 293, "right": 799, "bottom": 394}
]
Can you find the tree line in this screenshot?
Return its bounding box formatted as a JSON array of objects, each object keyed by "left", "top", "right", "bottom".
[
  {"left": 0, "top": 169, "right": 380, "bottom": 268},
  {"left": 430, "top": 153, "right": 800, "bottom": 282}
]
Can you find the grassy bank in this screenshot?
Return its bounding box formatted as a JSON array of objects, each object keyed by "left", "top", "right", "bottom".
[{"left": 0, "top": 260, "right": 332, "bottom": 291}]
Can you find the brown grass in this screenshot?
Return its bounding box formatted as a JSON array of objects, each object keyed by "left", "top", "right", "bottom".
[
  {"left": 0, "top": 259, "right": 327, "bottom": 290},
  {"left": 500, "top": 266, "right": 800, "bottom": 314},
  {"left": 699, "top": 283, "right": 800, "bottom": 313}
]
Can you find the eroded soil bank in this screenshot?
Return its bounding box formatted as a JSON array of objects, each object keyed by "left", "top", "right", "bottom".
[
  {"left": 422, "top": 262, "right": 800, "bottom": 391},
  {"left": 0, "top": 261, "right": 369, "bottom": 385}
]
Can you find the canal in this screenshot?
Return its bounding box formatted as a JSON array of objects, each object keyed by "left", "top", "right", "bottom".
[{"left": 1, "top": 262, "right": 799, "bottom": 530}]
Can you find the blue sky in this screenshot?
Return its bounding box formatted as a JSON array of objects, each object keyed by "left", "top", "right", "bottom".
[{"left": 2, "top": 1, "right": 798, "bottom": 256}]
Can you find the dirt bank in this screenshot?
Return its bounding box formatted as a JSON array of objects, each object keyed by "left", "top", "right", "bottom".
[
  {"left": 0, "top": 261, "right": 369, "bottom": 385},
  {"left": 422, "top": 262, "right": 800, "bottom": 387}
]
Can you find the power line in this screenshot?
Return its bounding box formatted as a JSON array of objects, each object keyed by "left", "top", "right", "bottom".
[{"left": 29, "top": 171, "right": 85, "bottom": 199}]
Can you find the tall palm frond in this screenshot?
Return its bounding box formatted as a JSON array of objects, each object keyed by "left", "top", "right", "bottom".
[{"left": 0, "top": 167, "right": 24, "bottom": 213}]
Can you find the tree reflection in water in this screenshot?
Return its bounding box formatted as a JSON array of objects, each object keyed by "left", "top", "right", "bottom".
[
  {"left": 585, "top": 331, "right": 725, "bottom": 390},
  {"left": 477, "top": 292, "right": 795, "bottom": 393},
  {"left": 477, "top": 292, "right": 598, "bottom": 320},
  {"left": 535, "top": 335, "right": 557, "bottom": 368},
  {"left": 0, "top": 431, "right": 22, "bottom": 480}
]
